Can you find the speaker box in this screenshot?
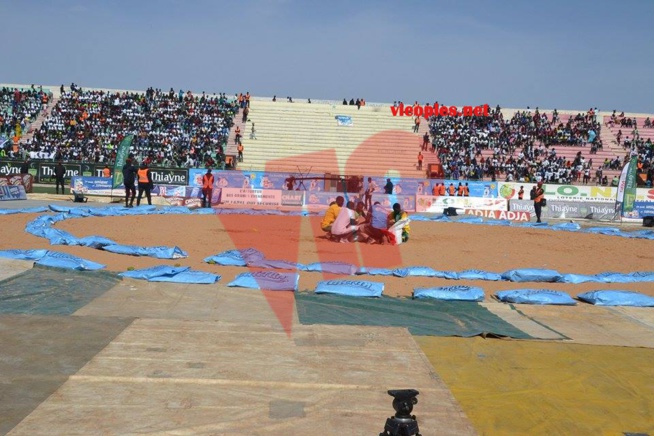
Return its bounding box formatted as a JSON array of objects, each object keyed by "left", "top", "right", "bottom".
[
  {"left": 643, "top": 216, "right": 654, "bottom": 227},
  {"left": 444, "top": 207, "right": 458, "bottom": 216}
]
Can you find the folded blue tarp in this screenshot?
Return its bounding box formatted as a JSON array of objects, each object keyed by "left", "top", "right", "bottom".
[
  {"left": 35, "top": 251, "right": 105, "bottom": 271},
  {"left": 577, "top": 290, "right": 654, "bottom": 307},
  {"left": 303, "top": 261, "right": 358, "bottom": 275},
  {"left": 356, "top": 267, "right": 394, "bottom": 276},
  {"left": 393, "top": 266, "right": 457, "bottom": 279},
  {"left": 76, "top": 235, "right": 117, "bottom": 249},
  {"left": 103, "top": 244, "right": 187, "bottom": 259},
  {"left": 314, "top": 279, "right": 384, "bottom": 297},
  {"left": 496, "top": 289, "right": 576, "bottom": 305},
  {"left": 228, "top": 271, "right": 300, "bottom": 291},
  {"left": 247, "top": 258, "right": 304, "bottom": 271},
  {"left": 0, "top": 249, "right": 49, "bottom": 260},
  {"left": 204, "top": 248, "right": 265, "bottom": 266},
  {"left": 413, "top": 286, "right": 485, "bottom": 301},
  {"left": 149, "top": 270, "right": 220, "bottom": 284},
  {"left": 119, "top": 265, "right": 219, "bottom": 284},
  {"left": 457, "top": 269, "right": 503, "bottom": 281},
  {"left": 502, "top": 268, "right": 563, "bottom": 283}
]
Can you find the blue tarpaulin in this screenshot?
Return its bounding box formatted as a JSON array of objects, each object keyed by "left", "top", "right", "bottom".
[{"left": 314, "top": 280, "right": 384, "bottom": 297}]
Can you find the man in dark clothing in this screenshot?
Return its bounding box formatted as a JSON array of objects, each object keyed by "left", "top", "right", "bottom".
[
  {"left": 122, "top": 158, "right": 137, "bottom": 207},
  {"left": 19, "top": 158, "right": 30, "bottom": 174},
  {"left": 384, "top": 178, "right": 394, "bottom": 195},
  {"left": 54, "top": 161, "right": 66, "bottom": 194},
  {"left": 136, "top": 162, "right": 153, "bottom": 206}
]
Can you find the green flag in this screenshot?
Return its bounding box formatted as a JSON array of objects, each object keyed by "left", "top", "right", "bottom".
[
  {"left": 112, "top": 134, "right": 134, "bottom": 189},
  {"left": 622, "top": 156, "right": 638, "bottom": 214}
]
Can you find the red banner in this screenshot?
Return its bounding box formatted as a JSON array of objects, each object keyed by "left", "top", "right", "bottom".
[{"left": 0, "top": 174, "right": 33, "bottom": 193}]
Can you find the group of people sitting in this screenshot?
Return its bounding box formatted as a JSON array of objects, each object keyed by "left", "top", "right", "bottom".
[
  {"left": 320, "top": 196, "right": 410, "bottom": 245},
  {"left": 14, "top": 85, "right": 239, "bottom": 169},
  {"left": 0, "top": 86, "right": 50, "bottom": 146}
]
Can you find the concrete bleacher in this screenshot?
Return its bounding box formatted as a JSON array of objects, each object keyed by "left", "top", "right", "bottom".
[{"left": 238, "top": 98, "right": 430, "bottom": 178}]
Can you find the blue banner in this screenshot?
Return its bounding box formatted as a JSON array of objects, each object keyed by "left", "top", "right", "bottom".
[
  {"left": 0, "top": 185, "right": 26, "bottom": 201},
  {"left": 627, "top": 201, "right": 654, "bottom": 219},
  {"left": 189, "top": 169, "right": 325, "bottom": 191},
  {"left": 71, "top": 176, "right": 115, "bottom": 195}
]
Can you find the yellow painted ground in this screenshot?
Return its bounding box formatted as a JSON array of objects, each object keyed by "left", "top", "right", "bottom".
[{"left": 415, "top": 336, "right": 654, "bottom": 436}]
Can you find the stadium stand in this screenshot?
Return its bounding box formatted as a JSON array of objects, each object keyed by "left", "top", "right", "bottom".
[
  {"left": 238, "top": 97, "right": 431, "bottom": 177},
  {"left": 16, "top": 85, "right": 238, "bottom": 167},
  {"left": 428, "top": 106, "right": 618, "bottom": 184},
  {"left": 0, "top": 86, "right": 51, "bottom": 156}
]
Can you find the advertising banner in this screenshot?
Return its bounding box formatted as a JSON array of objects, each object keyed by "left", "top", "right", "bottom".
[
  {"left": 366, "top": 177, "right": 498, "bottom": 198},
  {"left": 498, "top": 181, "right": 654, "bottom": 203},
  {"left": 335, "top": 115, "right": 353, "bottom": 126},
  {"left": 463, "top": 209, "right": 531, "bottom": 222},
  {"left": 220, "top": 188, "right": 282, "bottom": 207},
  {"left": 188, "top": 169, "right": 324, "bottom": 191},
  {"left": 281, "top": 190, "right": 305, "bottom": 207},
  {"left": 304, "top": 191, "right": 343, "bottom": 209},
  {"left": 0, "top": 160, "right": 36, "bottom": 178},
  {"left": 70, "top": 176, "right": 115, "bottom": 195},
  {"left": 624, "top": 202, "right": 654, "bottom": 220},
  {"left": 371, "top": 194, "right": 416, "bottom": 212},
  {"left": 112, "top": 135, "right": 133, "bottom": 188},
  {"left": 621, "top": 156, "right": 638, "bottom": 214},
  {"left": 509, "top": 200, "right": 619, "bottom": 220},
  {"left": 37, "top": 162, "right": 82, "bottom": 184},
  {"left": 149, "top": 167, "right": 189, "bottom": 186},
  {"left": 0, "top": 174, "right": 33, "bottom": 193},
  {"left": 416, "top": 195, "right": 507, "bottom": 213},
  {"left": 0, "top": 185, "right": 27, "bottom": 201}
]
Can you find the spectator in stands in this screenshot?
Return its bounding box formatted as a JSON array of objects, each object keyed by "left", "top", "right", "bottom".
[
  {"left": 19, "top": 158, "right": 30, "bottom": 174},
  {"left": 250, "top": 123, "right": 257, "bottom": 140},
  {"left": 102, "top": 165, "right": 110, "bottom": 178},
  {"left": 237, "top": 143, "right": 244, "bottom": 162},
  {"left": 417, "top": 152, "right": 423, "bottom": 170}
]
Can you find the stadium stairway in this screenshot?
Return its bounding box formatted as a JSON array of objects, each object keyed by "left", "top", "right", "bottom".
[
  {"left": 19, "top": 95, "right": 60, "bottom": 146},
  {"left": 237, "top": 98, "right": 430, "bottom": 178}
]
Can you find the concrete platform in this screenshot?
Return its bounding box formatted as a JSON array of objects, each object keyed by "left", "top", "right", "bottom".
[{"left": 8, "top": 320, "right": 475, "bottom": 435}]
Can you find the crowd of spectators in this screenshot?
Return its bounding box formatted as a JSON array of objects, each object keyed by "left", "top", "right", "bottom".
[
  {"left": 14, "top": 84, "right": 238, "bottom": 168},
  {"left": 427, "top": 105, "right": 604, "bottom": 184},
  {"left": 607, "top": 111, "right": 654, "bottom": 187},
  {"left": 0, "top": 86, "right": 49, "bottom": 147}
]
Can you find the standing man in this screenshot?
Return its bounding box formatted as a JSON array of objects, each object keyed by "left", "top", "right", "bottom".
[
  {"left": 19, "top": 158, "right": 30, "bottom": 174},
  {"left": 136, "top": 162, "right": 153, "bottom": 206},
  {"left": 384, "top": 178, "right": 394, "bottom": 195},
  {"left": 122, "top": 158, "right": 137, "bottom": 207},
  {"left": 202, "top": 168, "right": 214, "bottom": 208},
  {"left": 417, "top": 152, "right": 423, "bottom": 171},
  {"left": 364, "top": 177, "right": 375, "bottom": 211},
  {"left": 533, "top": 181, "right": 545, "bottom": 223},
  {"left": 54, "top": 161, "right": 66, "bottom": 195},
  {"left": 518, "top": 186, "right": 524, "bottom": 200},
  {"left": 237, "top": 143, "right": 244, "bottom": 162},
  {"left": 250, "top": 123, "right": 257, "bottom": 140}
]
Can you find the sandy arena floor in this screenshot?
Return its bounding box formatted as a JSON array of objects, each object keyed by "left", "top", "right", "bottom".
[{"left": 1, "top": 211, "right": 651, "bottom": 298}]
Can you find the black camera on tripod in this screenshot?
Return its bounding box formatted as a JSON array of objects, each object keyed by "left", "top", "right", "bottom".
[{"left": 380, "top": 389, "right": 421, "bottom": 436}]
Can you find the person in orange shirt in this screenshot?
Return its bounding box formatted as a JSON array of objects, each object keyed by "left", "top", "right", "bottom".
[
  {"left": 463, "top": 183, "right": 470, "bottom": 197},
  {"left": 432, "top": 183, "right": 439, "bottom": 196},
  {"left": 237, "top": 143, "right": 244, "bottom": 162},
  {"left": 234, "top": 126, "right": 241, "bottom": 145},
  {"left": 413, "top": 116, "right": 421, "bottom": 133},
  {"left": 448, "top": 183, "right": 456, "bottom": 196},
  {"left": 438, "top": 183, "right": 446, "bottom": 196},
  {"left": 417, "top": 152, "right": 423, "bottom": 170},
  {"left": 457, "top": 183, "right": 465, "bottom": 196},
  {"left": 202, "top": 168, "right": 214, "bottom": 208},
  {"left": 102, "top": 165, "right": 111, "bottom": 178}
]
